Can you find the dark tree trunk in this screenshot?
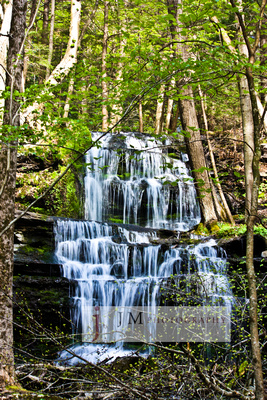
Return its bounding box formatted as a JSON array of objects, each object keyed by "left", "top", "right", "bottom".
[
  {"left": 29, "top": 0, "right": 38, "bottom": 25},
  {"left": 0, "top": 0, "right": 27, "bottom": 389},
  {"left": 260, "top": 19, "right": 267, "bottom": 105},
  {"left": 42, "top": 0, "right": 50, "bottom": 44},
  {"left": 245, "top": 64, "right": 265, "bottom": 400}
]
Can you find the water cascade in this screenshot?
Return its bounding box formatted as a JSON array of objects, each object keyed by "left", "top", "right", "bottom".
[{"left": 55, "top": 133, "right": 232, "bottom": 364}]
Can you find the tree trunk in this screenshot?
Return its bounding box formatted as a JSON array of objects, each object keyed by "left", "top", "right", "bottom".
[
  {"left": 110, "top": 38, "right": 126, "bottom": 129},
  {"left": 260, "top": 19, "right": 267, "bottom": 105},
  {"left": 165, "top": 78, "right": 175, "bottom": 133},
  {"left": 22, "top": 0, "right": 40, "bottom": 88},
  {"left": 46, "top": 0, "right": 81, "bottom": 86},
  {"left": 63, "top": 76, "right": 75, "bottom": 120},
  {"left": 155, "top": 84, "right": 165, "bottom": 135},
  {"left": 0, "top": 0, "right": 27, "bottom": 388},
  {"left": 42, "top": 0, "right": 50, "bottom": 45},
  {"left": 0, "top": 1, "right": 13, "bottom": 123},
  {"left": 245, "top": 63, "right": 265, "bottom": 400},
  {"left": 230, "top": 0, "right": 266, "bottom": 398},
  {"left": 167, "top": 0, "right": 218, "bottom": 226},
  {"left": 22, "top": 0, "right": 81, "bottom": 129},
  {"left": 138, "top": 34, "right": 143, "bottom": 133},
  {"left": 45, "top": 0, "right": 55, "bottom": 80},
  {"left": 198, "top": 84, "right": 235, "bottom": 224},
  {"left": 236, "top": 15, "right": 254, "bottom": 219},
  {"left": 178, "top": 86, "right": 217, "bottom": 226},
  {"left": 170, "top": 103, "right": 179, "bottom": 133},
  {"left": 102, "top": 1, "right": 109, "bottom": 131},
  {"left": 238, "top": 73, "right": 254, "bottom": 218},
  {"left": 139, "top": 98, "right": 143, "bottom": 133}
]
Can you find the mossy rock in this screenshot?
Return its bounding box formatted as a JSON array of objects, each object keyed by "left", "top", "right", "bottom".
[{"left": 209, "top": 221, "right": 220, "bottom": 234}]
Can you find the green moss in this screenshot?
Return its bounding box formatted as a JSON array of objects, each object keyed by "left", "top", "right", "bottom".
[
  {"left": 193, "top": 223, "right": 209, "bottom": 236},
  {"left": 16, "top": 150, "right": 84, "bottom": 219},
  {"left": 108, "top": 217, "right": 124, "bottom": 223},
  {"left": 209, "top": 221, "right": 220, "bottom": 234},
  {"left": 6, "top": 385, "right": 27, "bottom": 392}
]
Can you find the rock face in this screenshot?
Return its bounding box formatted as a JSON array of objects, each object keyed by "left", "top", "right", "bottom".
[
  {"left": 218, "top": 234, "right": 267, "bottom": 272},
  {"left": 14, "top": 211, "right": 72, "bottom": 360},
  {"left": 14, "top": 210, "right": 55, "bottom": 264}
]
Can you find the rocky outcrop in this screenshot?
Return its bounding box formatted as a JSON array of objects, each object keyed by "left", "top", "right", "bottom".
[
  {"left": 218, "top": 234, "right": 267, "bottom": 272},
  {"left": 14, "top": 211, "right": 71, "bottom": 360},
  {"left": 14, "top": 210, "right": 59, "bottom": 272}
]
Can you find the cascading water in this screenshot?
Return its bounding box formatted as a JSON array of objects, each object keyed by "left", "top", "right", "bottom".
[
  {"left": 84, "top": 133, "right": 200, "bottom": 230},
  {"left": 55, "top": 133, "right": 233, "bottom": 364}
]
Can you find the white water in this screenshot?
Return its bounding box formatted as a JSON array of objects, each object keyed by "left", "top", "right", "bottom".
[
  {"left": 84, "top": 132, "right": 200, "bottom": 230},
  {"left": 55, "top": 133, "right": 232, "bottom": 364}
]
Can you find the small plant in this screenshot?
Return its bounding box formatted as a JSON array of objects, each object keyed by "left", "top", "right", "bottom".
[
  {"left": 259, "top": 182, "right": 267, "bottom": 206},
  {"left": 216, "top": 223, "right": 246, "bottom": 238},
  {"left": 216, "top": 222, "right": 267, "bottom": 238}
]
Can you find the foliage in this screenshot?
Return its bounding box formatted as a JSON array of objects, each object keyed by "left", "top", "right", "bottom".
[{"left": 216, "top": 222, "right": 267, "bottom": 238}]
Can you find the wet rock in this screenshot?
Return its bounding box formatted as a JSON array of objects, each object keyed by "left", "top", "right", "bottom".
[
  {"left": 218, "top": 234, "right": 267, "bottom": 258},
  {"left": 218, "top": 234, "right": 267, "bottom": 272},
  {"left": 14, "top": 210, "right": 55, "bottom": 266},
  {"left": 110, "top": 355, "right": 148, "bottom": 372},
  {"left": 13, "top": 276, "right": 72, "bottom": 359},
  {"left": 110, "top": 261, "right": 125, "bottom": 278}
]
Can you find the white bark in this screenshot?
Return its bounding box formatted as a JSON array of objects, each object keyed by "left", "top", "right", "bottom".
[
  {"left": 46, "top": 0, "right": 80, "bottom": 86},
  {"left": 110, "top": 39, "right": 126, "bottom": 129},
  {"left": 63, "top": 77, "right": 74, "bottom": 120},
  {"left": 236, "top": 1, "right": 255, "bottom": 217},
  {"left": 155, "top": 84, "right": 165, "bottom": 135},
  {"left": 22, "top": 0, "right": 81, "bottom": 128},
  {"left": 165, "top": 78, "right": 175, "bottom": 133},
  {"left": 256, "top": 92, "right": 267, "bottom": 128},
  {"left": 139, "top": 99, "right": 143, "bottom": 133}
]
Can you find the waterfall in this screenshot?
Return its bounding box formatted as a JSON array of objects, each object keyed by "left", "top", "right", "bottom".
[
  {"left": 84, "top": 133, "right": 200, "bottom": 230},
  {"left": 55, "top": 133, "right": 232, "bottom": 364}
]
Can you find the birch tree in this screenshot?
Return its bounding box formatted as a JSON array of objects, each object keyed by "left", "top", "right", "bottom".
[
  {"left": 22, "top": 0, "right": 81, "bottom": 129},
  {"left": 155, "top": 83, "right": 165, "bottom": 135}
]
